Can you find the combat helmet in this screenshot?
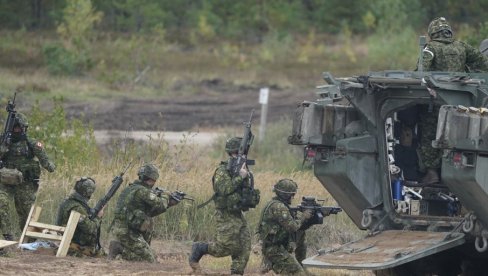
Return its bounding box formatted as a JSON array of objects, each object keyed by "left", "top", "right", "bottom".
[
  {"left": 428, "top": 17, "right": 452, "bottom": 38},
  {"left": 137, "top": 163, "right": 159, "bottom": 181},
  {"left": 225, "top": 137, "right": 242, "bottom": 154},
  {"left": 274, "top": 179, "right": 298, "bottom": 203},
  {"left": 14, "top": 113, "right": 29, "bottom": 129},
  {"left": 75, "top": 177, "right": 96, "bottom": 199}
]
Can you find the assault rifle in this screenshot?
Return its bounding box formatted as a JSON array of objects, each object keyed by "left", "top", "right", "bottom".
[
  {"left": 89, "top": 162, "right": 132, "bottom": 220},
  {"left": 228, "top": 110, "right": 255, "bottom": 177},
  {"left": 290, "top": 196, "right": 342, "bottom": 228},
  {"left": 153, "top": 187, "right": 195, "bottom": 202},
  {"left": 1, "top": 92, "right": 18, "bottom": 150}
]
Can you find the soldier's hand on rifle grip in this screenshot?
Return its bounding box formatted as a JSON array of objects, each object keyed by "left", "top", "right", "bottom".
[
  {"left": 47, "top": 161, "right": 56, "bottom": 173},
  {"left": 239, "top": 162, "right": 249, "bottom": 179},
  {"left": 168, "top": 198, "right": 179, "bottom": 207},
  {"left": 302, "top": 209, "right": 313, "bottom": 220},
  {"left": 97, "top": 206, "right": 105, "bottom": 218}
]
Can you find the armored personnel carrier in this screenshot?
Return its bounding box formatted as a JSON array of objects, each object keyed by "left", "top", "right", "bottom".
[{"left": 289, "top": 71, "right": 488, "bottom": 275}]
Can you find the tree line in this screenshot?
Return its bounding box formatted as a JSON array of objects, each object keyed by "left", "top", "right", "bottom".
[{"left": 1, "top": 0, "right": 487, "bottom": 40}]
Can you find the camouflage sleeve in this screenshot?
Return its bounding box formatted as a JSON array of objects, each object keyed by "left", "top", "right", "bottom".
[
  {"left": 28, "top": 138, "right": 55, "bottom": 172},
  {"left": 464, "top": 42, "right": 488, "bottom": 72},
  {"left": 269, "top": 202, "right": 301, "bottom": 233},
  {"left": 135, "top": 188, "right": 168, "bottom": 217},
  {"left": 213, "top": 165, "right": 244, "bottom": 195},
  {"left": 421, "top": 44, "right": 435, "bottom": 71},
  {"left": 66, "top": 204, "right": 100, "bottom": 235}
]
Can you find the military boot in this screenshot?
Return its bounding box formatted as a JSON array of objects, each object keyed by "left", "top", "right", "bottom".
[
  {"left": 108, "top": 240, "right": 123, "bottom": 260},
  {"left": 189, "top": 242, "right": 208, "bottom": 272},
  {"left": 421, "top": 169, "right": 439, "bottom": 184}
]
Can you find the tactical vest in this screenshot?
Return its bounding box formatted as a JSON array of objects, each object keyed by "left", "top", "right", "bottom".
[
  {"left": 114, "top": 181, "right": 148, "bottom": 231},
  {"left": 2, "top": 138, "right": 40, "bottom": 182},
  {"left": 258, "top": 199, "right": 293, "bottom": 246},
  {"left": 212, "top": 162, "right": 260, "bottom": 212},
  {"left": 56, "top": 193, "right": 95, "bottom": 246}
]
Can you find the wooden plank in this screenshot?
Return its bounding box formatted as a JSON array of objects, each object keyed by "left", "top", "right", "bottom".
[
  {"left": 0, "top": 240, "right": 18, "bottom": 249},
  {"left": 56, "top": 211, "right": 80, "bottom": 257},
  {"left": 25, "top": 231, "right": 62, "bottom": 241},
  {"left": 19, "top": 205, "right": 39, "bottom": 244},
  {"left": 29, "top": 222, "right": 65, "bottom": 232}
]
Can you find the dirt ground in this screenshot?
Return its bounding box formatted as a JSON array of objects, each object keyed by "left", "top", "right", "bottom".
[
  {"left": 63, "top": 78, "right": 317, "bottom": 131},
  {"left": 0, "top": 240, "right": 262, "bottom": 276}
]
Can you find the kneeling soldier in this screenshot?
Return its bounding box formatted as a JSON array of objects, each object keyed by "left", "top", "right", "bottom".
[
  {"left": 56, "top": 177, "right": 104, "bottom": 257},
  {"left": 258, "top": 179, "right": 313, "bottom": 275},
  {"left": 109, "top": 164, "right": 179, "bottom": 262}
]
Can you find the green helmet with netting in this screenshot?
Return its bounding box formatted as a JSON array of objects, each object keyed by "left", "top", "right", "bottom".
[
  {"left": 225, "top": 137, "right": 242, "bottom": 154},
  {"left": 274, "top": 179, "right": 298, "bottom": 203},
  {"left": 138, "top": 163, "right": 160, "bottom": 181},
  {"left": 428, "top": 17, "right": 452, "bottom": 38},
  {"left": 14, "top": 113, "right": 29, "bottom": 128},
  {"left": 274, "top": 179, "right": 298, "bottom": 194},
  {"left": 74, "top": 177, "right": 96, "bottom": 199}
]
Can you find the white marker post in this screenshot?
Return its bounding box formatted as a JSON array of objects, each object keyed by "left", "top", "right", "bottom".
[{"left": 259, "top": 87, "right": 269, "bottom": 142}]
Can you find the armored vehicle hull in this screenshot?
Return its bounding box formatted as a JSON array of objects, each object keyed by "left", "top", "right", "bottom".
[{"left": 290, "top": 71, "right": 488, "bottom": 274}]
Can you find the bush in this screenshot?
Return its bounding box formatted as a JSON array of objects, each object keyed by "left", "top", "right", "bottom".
[{"left": 42, "top": 43, "right": 92, "bottom": 75}]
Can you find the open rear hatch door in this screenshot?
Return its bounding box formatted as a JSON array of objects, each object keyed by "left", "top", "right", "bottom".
[{"left": 303, "top": 230, "right": 465, "bottom": 270}]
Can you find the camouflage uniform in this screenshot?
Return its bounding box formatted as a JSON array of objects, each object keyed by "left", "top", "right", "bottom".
[
  {"left": 0, "top": 113, "right": 55, "bottom": 238},
  {"left": 206, "top": 160, "right": 251, "bottom": 273},
  {"left": 110, "top": 177, "right": 169, "bottom": 262},
  {"left": 259, "top": 197, "right": 308, "bottom": 275},
  {"left": 56, "top": 177, "right": 103, "bottom": 257},
  {"left": 418, "top": 18, "right": 488, "bottom": 182},
  {"left": 189, "top": 141, "right": 254, "bottom": 275}
]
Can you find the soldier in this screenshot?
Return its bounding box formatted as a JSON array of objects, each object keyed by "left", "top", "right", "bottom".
[
  {"left": 0, "top": 113, "right": 55, "bottom": 240},
  {"left": 258, "top": 179, "right": 312, "bottom": 275},
  {"left": 420, "top": 17, "right": 488, "bottom": 72},
  {"left": 109, "top": 163, "right": 179, "bottom": 262},
  {"left": 56, "top": 177, "right": 104, "bottom": 257},
  {"left": 189, "top": 137, "right": 253, "bottom": 275},
  {"left": 418, "top": 17, "right": 488, "bottom": 183}
]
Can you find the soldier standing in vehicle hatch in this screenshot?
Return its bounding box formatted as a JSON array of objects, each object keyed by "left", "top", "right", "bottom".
[
  {"left": 0, "top": 113, "right": 55, "bottom": 240},
  {"left": 417, "top": 17, "right": 488, "bottom": 184}
]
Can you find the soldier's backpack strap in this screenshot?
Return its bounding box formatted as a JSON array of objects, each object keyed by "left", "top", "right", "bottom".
[
  {"left": 257, "top": 199, "right": 280, "bottom": 235},
  {"left": 197, "top": 164, "right": 239, "bottom": 209}
]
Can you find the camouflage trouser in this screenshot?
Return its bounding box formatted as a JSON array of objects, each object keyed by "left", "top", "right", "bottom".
[
  {"left": 0, "top": 187, "right": 13, "bottom": 236},
  {"left": 115, "top": 229, "right": 155, "bottom": 262},
  {"left": 68, "top": 242, "right": 106, "bottom": 258},
  {"left": 294, "top": 230, "right": 307, "bottom": 265},
  {"left": 419, "top": 105, "right": 442, "bottom": 170},
  {"left": 262, "top": 244, "right": 307, "bottom": 275},
  {"left": 207, "top": 210, "right": 251, "bottom": 274}
]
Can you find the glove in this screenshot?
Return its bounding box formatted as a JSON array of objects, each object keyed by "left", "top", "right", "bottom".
[{"left": 47, "top": 161, "right": 56, "bottom": 172}]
